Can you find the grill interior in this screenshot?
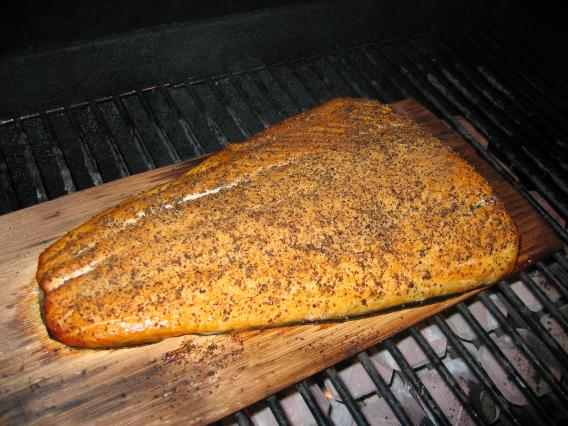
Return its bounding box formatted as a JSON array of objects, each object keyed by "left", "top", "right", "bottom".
[{"left": 2, "top": 17, "right": 568, "bottom": 425}]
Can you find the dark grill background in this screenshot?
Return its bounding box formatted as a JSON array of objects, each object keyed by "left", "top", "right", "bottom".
[
  {"left": 1, "top": 22, "right": 568, "bottom": 236},
  {"left": 2, "top": 19, "right": 568, "bottom": 425}
]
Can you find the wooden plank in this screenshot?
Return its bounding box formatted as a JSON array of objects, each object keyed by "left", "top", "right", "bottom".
[{"left": 0, "top": 99, "right": 562, "bottom": 425}]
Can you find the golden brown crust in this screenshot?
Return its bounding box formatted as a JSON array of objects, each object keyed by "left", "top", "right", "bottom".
[{"left": 38, "top": 98, "right": 519, "bottom": 348}]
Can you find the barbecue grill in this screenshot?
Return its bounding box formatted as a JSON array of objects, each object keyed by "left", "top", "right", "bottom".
[{"left": 1, "top": 1, "right": 567, "bottom": 425}]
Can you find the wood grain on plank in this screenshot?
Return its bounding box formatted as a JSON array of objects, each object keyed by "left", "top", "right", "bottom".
[{"left": 0, "top": 99, "right": 562, "bottom": 425}]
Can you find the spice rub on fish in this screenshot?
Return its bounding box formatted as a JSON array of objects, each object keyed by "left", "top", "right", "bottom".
[{"left": 37, "top": 98, "right": 518, "bottom": 348}]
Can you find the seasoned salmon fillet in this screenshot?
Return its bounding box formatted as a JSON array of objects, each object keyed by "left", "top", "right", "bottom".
[{"left": 37, "top": 98, "right": 518, "bottom": 348}]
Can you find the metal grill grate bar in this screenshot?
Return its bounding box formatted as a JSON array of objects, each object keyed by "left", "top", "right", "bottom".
[
  {"left": 22, "top": 115, "right": 75, "bottom": 197},
  {"left": 410, "top": 37, "right": 568, "bottom": 166},
  {"left": 156, "top": 84, "right": 206, "bottom": 156},
  {"left": 496, "top": 277, "right": 568, "bottom": 369},
  {"left": 343, "top": 50, "right": 397, "bottom": 102},
  {"left": 408, "top": 326, "right": 489, "bottom": 425},
  {"left": 88, "top": 101, "right": 131, "bottom": 178},
  {"left": 460, "top": 37, "right": 561, "bottom": 131},
  {"left": 320, "top": 54, "right": 371, "bottom": 99},
  {"left": 185, "top": 81, "right": 231, "bottom": 148},
  {"left": 455, "top": 303, "right": 553, "bottom": 424},
  {"left": 357, "top": 351, "right": 413, "bottom": 426},
  {"left": 432, "top": 315, "right": 520, "bottom": 423},
  {"left": 384, "top": 339, "right": 451, "bottom": 426},
  {"left": 246, "top": 70, "right": 289, "bottom": 120},
  {"left": 70, "top": 105, "right": 128, "bottom": 181},
  {"left": 520, "top": 272, "right": 568, "bottom": 332},
  {"left": 325, "top": 367, "right": 370, "bottom": 426},
  {"left": 207, "top": 79, "right": 251, "bottom": 140},
  {"left": 267, "top": 65, "right": 312, "bottom": 111},
  {"left": 226, "top": 74, "right": 271, "bottom": 129},
  {"left": 478, "top": 292, "right": 568, "bottom": 410},
  {"left": 234, "top": 411, "right": 253, "bottom": 426},
  {"left": 46, "top": 109, "right": 102, "bottom": 189},
  {"left": 429, "top": 33, "right": 568, "bottom": 151},
  {"left": 457, "top": 32, "right": 568, "bottom": 131},
  {"left": 62, "top": 106, "right": 105, "bottom": 187},
  {"left": 485, "top": 22, "right": 568, "bottom": 98},
  {"left": 0, "top": 149, "right": 19, "bottom": 214},
  {"left": 445, "top": 32, "right": 568, "bottom": 146},
  {"left": 554, "top": 253, "right": 568, "bottom": 274},
  {"left": 115, "top": 94, "right": 169, "bottom": 167},
  {"left": 134, "top": 88, "right": 181, "bottom": 163},
  {"left": 475, "top": 29, "right": 568, "bottom": 113},
  {"left": 0, "top": 121, "right": 47, "bottom": 207},
  {"left": 102, "top": 95, "right": 156, "bottom": 171},
  {"left": 296, "top": 381, "right": 331, "bottom": 426},
  {"left": 537, "top": 262, "right": 568, "bottom": 302}
]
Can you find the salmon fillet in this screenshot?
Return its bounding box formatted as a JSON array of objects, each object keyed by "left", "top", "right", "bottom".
[{"left": 37, "top": 98, "right": 518, "bottom": 348}]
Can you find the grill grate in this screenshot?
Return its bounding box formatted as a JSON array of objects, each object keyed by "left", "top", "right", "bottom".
[{"left": 1, "top": 21, "right": 568, "bottom": 425}]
